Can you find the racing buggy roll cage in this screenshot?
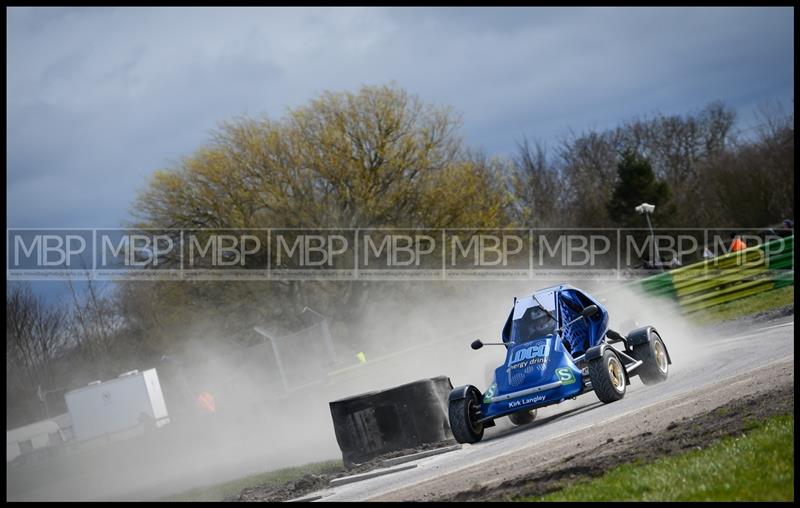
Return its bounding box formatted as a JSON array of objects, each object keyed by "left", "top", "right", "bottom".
[
  {"left": 449, "top": 284, "right": 672, "bottom": 444},
  {"left": 471, "top": 287, "right": 671, "bottom": 378},
  {"left": 471, "top": 304, "right": 599, "bottom": 351}
]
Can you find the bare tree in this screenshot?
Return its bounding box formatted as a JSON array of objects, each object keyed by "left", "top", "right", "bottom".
[
  {"left": 6, "top": 283, "right": 70, "bottom": 421},
  {"left": 66, "top": 277, "right": 122, "bottom": 358},
  {"left": 703, "top": 100, "right": 794, "bottom": 226},
  {"left": 556, "top": 128, "right": 621, "bottom": 227},
  {"left": 510, "top": 138, "right": 563, "bottom": 227}
]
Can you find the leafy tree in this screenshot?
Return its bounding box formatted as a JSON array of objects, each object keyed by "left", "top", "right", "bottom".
[
  {"left": 125, "top": 84, "right": 513, "bottom": 353},
  {"left": 134, "top": 84, "right": 508, "bottom": 231}
]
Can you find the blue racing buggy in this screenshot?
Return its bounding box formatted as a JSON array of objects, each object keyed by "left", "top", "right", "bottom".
[{"left": 448, "top": 283, "right": 671, "bottom": 444}]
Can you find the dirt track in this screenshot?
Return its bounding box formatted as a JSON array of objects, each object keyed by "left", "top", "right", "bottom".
[{"left": 373, "top": 358, "right": 794, "bottom": 501}]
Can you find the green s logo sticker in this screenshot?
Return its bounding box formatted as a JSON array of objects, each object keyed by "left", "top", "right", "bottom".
[
  {"left": 556, "top": 368, "right": 575, "bottom": 385},
  {"left": 483, "top": 382, "right": 497, "bottom": 403}
]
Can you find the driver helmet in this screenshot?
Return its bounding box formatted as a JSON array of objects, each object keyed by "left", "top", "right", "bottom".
[{"left": 525, "top": 305, "right": 552, "bottom": 338}]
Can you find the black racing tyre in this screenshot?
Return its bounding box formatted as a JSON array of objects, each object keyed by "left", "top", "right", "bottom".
[
  {"left": 448, "top": 389, "right": 484, "bottom": 444},
  {"left": 588, "top": 349, "right": 627, "bottom": 403},
  {"left": 508, "top": 409, "right": 537, "bottom": 426},
  {"left": 631, "top": 331, "right": 669, "bottom": 385}
]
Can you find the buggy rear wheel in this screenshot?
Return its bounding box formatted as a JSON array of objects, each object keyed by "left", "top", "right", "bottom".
[
  {"left": 631, "top": 331, "right": 669, "bottom": 385},
  {"left": 589, "top": 349, "right": 627, "bottom": 403},
  {"left": 448, "top": 389, "right": 484, "bottom": 444},
  {"left": 508, "top": 409, "right": 537, "bottom": 426}
]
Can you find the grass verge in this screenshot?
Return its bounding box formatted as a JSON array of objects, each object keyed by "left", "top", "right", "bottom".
[
  {"left": 163, "top": 459, "right": 342, "bottom": 502},
  {"left": 690, "top": 285, "right": 793, "bottom": 325},
  {"left": 521, "top": 415, "right": 794, "bottom": 502}
]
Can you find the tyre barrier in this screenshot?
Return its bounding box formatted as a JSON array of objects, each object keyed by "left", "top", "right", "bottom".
[{"left": 329, "top": 376, "right": 454, "bottom": 467}]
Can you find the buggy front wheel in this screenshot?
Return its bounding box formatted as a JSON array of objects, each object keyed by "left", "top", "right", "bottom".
[
  {"left": 448, "top": 389, "right": 484, "bottom": 444},
  {"left": 589, "top": 349, "right": 627, "bottom": 403}
]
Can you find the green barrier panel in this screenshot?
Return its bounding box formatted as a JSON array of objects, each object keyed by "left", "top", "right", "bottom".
[
  {"left": 773, "top": 276, "right": 795, "bottom": 289},
  {"left": 636, "top": 234, "right": 794, "bottom": 313},
  {"left": 637, "top": 270, "right": 676, "bottom": 299},
  {"left": 767, "top": 252, "right": 793, "bottom": 269},
  {"left": 765, "top": 235, "right": 794, "bottom": 289}
]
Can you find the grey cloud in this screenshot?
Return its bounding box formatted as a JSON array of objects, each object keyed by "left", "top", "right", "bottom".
[{"left": 6, "top": 7, "right": 794, "bottom": 229}]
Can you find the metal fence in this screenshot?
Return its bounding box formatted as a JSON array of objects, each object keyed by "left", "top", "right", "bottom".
[{"left": 268, "top": 320, "right": 338, "bottom": 392}]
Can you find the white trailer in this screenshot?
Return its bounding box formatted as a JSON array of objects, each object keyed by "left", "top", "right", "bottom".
[
  {"left": 64, "top": 368, "right": 169, "bottom": 442},
  {"left": 6, "top": 419, "right": 62, "bottom": 462}
]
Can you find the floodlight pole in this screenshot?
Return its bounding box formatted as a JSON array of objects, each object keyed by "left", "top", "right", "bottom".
[
  {"left": 643, "top": 210, "right": 654, "bottom": 238},
  {"left": 636, "top": 203, "right": 661, "bottom": 271}
]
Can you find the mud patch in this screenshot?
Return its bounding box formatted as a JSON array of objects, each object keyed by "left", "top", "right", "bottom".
[
  {"left": 749, "top": 303, "right": 794, "bottom": 322},
  {"left": 440, "top": 383, "right": 794, "bottom": 501},
  {"left": 233, "top": 439, "right": 457, "bottom": 502},
  {"left": 704, "top": 303, "right": 793, "bottom": 334}
]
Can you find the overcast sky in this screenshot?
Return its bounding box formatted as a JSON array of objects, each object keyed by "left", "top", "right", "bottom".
[{"left": 6, "top": 6, "right": 794, "bottom": 229}]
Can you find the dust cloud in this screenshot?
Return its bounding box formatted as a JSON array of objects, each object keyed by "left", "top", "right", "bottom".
[{"left": 7, "top": 279, "right": 706, "bottom": 501}]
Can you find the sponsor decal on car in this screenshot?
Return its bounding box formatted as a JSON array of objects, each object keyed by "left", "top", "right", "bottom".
[
  {"left": 507, "top": 339, "right": 551, "bottom": 367},
  {"left": 556, "top": 367, "right": 576, "bottom": 385},
  {"left": 483, "top": 383, "right": 497, "bottom": 403},
  {"left": 508, "top": 394, "right": 545, "bottom": 408},
  {"left": 507, "top": 356, "right": 547, "bottom": 371}
]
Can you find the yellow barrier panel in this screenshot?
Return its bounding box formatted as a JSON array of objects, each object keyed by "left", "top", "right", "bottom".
[
  {"left": 673, "top": 266, "right": 769, "bottom": 298},
  {"left": 638, "top": 235, "right": 792, "bottom": 314},
  {"left": 681, "top": 279, "right": 775, "bottom": 313},
  {"left": 672, "top": 243, "right": 771, "bottom": 313}
]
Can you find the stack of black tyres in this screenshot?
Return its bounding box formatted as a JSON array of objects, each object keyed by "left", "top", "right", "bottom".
[{"left": 329, "top": 376, "right": 454, "bottom": 467}]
